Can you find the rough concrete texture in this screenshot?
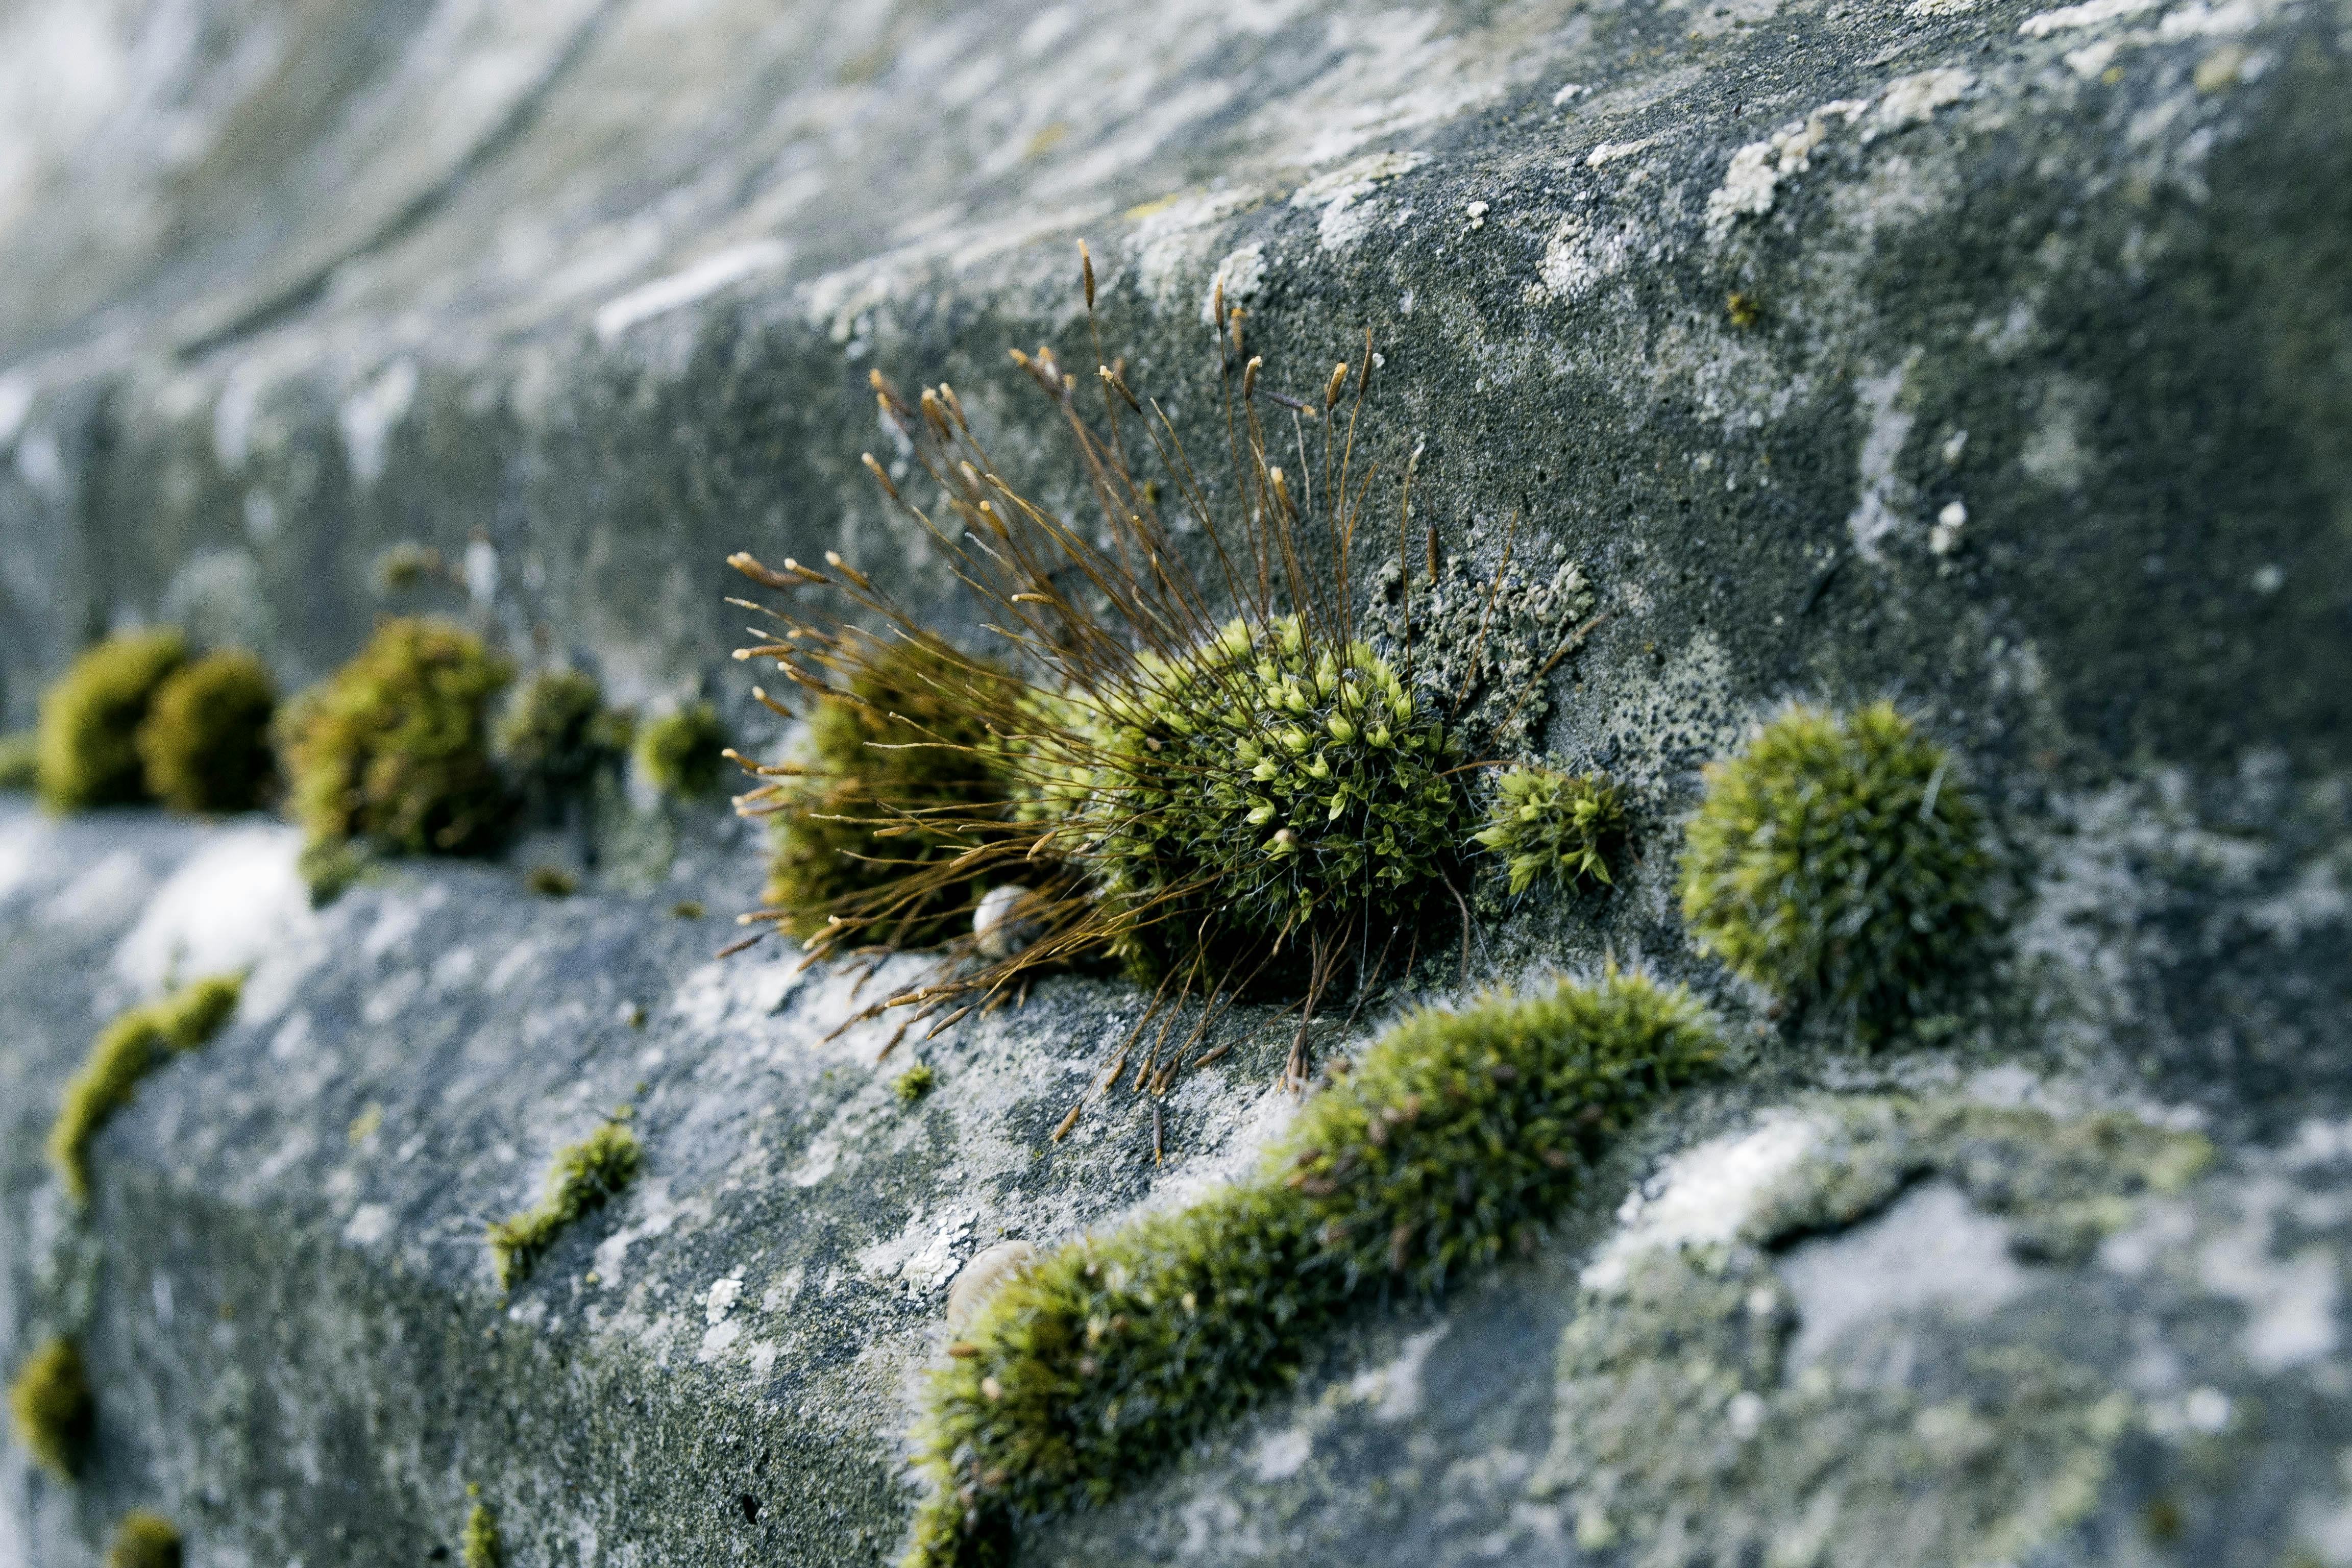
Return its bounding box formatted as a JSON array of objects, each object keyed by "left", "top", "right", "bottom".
[{"left": 3, "top": 0, "right": 2350, "bottom": 1561}]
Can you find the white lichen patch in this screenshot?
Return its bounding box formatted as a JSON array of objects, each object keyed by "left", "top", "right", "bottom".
[
  {"left": 1704, "top": 100, "right": 1868, "bottom": 240},
  {"left": 1346, "top": 1322, "right": 1451, "bottom": 1422},
  {"left": 1289, "top": 150, "right": 1426, "bottom": 253},
  {"left": 2019, "top": 0, "right": 2166, "bottom": 35},
  {"left": 1845, "top": 354, "right": 1920, "bottom": 559},
  {"left": 111, "top": 823, "right": 312, "bottom": 994},
  {"left": 1776, "top": 1182, "right": 2028, "bottom": 1370},
  {"left": 1580, "top": 1115, "right": 1826, "bottom": 1293},
  {"left": 857, "top": 1206, "right": 976, "bottom": 1301}
]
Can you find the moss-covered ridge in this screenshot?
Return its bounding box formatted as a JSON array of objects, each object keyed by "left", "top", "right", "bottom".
[
  {"left": 485, "top": 1118, "right": 643, "bottom": 1290},
  {"left": 47, "top": 975, "right": 244, "bottom": 1206},
  {"left": 906, "top": 969, "right": 1721, "bottom": 1566}
]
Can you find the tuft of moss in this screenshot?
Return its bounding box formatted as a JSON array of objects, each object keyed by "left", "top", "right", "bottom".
[
  {"left": 462, "top": 1493, "right": 501, "bottom": 1568},
  {"left": 1677, "top": 701, "right": 1988, "bottom": 1034},
  {"left": 636, "top": 702, "right": 730, "bottom": 799},
  {"left": 894, "top": 1063, "right": 937, "bottom": 1103},
  {"left": 279, "top": 618, "right": 512, "bottom": 857},
  {"left": 1473, "top": 765, "right": 1626, "bottom": 895},
  {"left": 1076, "top": 618, "right": 1462, "bottom": 973},
  {"left": 36, "top": 629, "right": 186, "bottom": 812},
  {"left": 767, "top": 641, "right": 1018, "bottom": 942},
  {"left": 524, "top": 864, "right": 578, "bottom": 898},
  {"left": 497, "top": 669, "right": 627, "bottom": 815},
  {"left": 136, "top": 650, "right": 277, "bottom": 814},
  {"left": 486, "top": 1119, "right": 642, "bottom": 1290},
  {"left": 905, "top": 970, "right": 1720, "bottom": 1565},
  {"left": 48, "top": 975, "right": 244, "bottom": 1205},
  {"left": 0, "top": 730, "right": 38, "bottom": 790},
  {"left": 8, "top": 1337, "right": 94, "bottom": 1479},
  {"left": 105, "top": 1511, "right": 182, "bottom": 1568}
]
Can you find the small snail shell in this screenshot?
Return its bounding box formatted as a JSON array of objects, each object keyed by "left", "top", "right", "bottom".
[{"left": 973, "top": 884, "right": 1042, "bottom": 960}]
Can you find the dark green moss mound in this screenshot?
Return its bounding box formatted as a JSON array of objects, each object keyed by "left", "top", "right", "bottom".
[
  {"left": 279, "top": 617, "right": 512, "bottom": 857},
  {"left": 1079, "top": 618, "right": 1461, "bottom": 968},
  {"left": 497, "top": 669, "right": 628, "bottom": 813},
  {"left": 635, "top": 702, "right": 730, "bottom": 799},
  {"left": 48, "top": 974, "right": 244, "bottom": 1205},
  {"left": 105, "top": 1511, "right": 183, "bottom": 1568},
  {"left": 1473, "top": 765, "right": 1626, "bottom": 894},
  {"left": 8, "top": 1336, "right": 94, "bottom": 1479},
  {"left": 35, "top": 629, "right": 186, "bottom": 812},
  {"left": 486, "top": 1119, "right": 643, "bottom": 1290},
  {"left": 0, "top": 731, "right": 37, "bottom": 790},
  {"left": 906, "top": 970, "right": 1720, "bottom": 1566},
  {"left": 1677, "top": 701, "right": 1988, "bottom": 1033},
  {"left": 768, "top": 642, "right": 1017, "bottom": 942},
  {"left": 136, "top": 650, "right": 278, "bottom": 814}
]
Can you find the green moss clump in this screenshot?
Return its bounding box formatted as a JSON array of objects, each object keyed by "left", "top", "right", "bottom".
[
  {"left": 1079, "top": 618, "right": 1460, "bottom": 968},
  {"left": 768, "top": 642, "right": 1017, "bottom": 941},
  {"left": 0, "top": 731, "right": 38, "bottom": 790},
  {"left": 136, "top": 650, "right": 278, "bottom": 814},
  {"left": 279, "top": 618, "right": 512, "bottom": 857},
  {"left": 905, "top": 969, "right": 1719, "bottom": 1565},
  {"left": 1473, "top": 766, "right": 1626, "bottom": 894},
  {"left": 496, "top": 669, "right": 628, "bottom": 814},
  {"left": 1677, "top": 702, "right": 1988, "bottom": 1033},
  {"left": 636, "top": 702, "right": 730, "bottom": 799},
  {"left": 105, "top": 1511, "right": 182, "bottom": 1568},
  {"left": 462, "top": 1493, "right": 501, "bottom": 1568},
  {"left": 894, "top": 1064, "right": 937, "bottom": 1103},
  {"left": 524, "top": 864, "right": 578, "bottom": 898},
  {"left": 48, "top": 975, "right": 244, "bottom": 1205},
  {"left": 36, "top": 629, "right": 186, "bottom": 812},
  {"left": 8, "top": 1336, "right": 94, "bottom": 1479},
  {"left": 486, "top": 1119, "right": 643, "bottom": 1290}
]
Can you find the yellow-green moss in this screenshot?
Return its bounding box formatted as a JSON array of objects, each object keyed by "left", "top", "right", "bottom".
[
  {"left": 462, "top": 1489, "right": 501, "bottom": 1568},
  {"left": 0, "top": 731, "right": 37, "bottom": 790},
  {"left": 1473, "top": 766, "right": 1626, "bottom": 895},
  {"left": 766, "top": 641, "right": 1020, "bottom": 943},
  {"left": 635, "top": 702, "right": 729, "bottom": 799},
  {"left": 136, "top": 650, "right": 277, "bottom": 814},
  {"left": 279, "top": 618, "right": 512, "bottom": 857},
  {"left": 1677, "top": 702, "right": 1988, "bottom": 1034},
  {"left": 905, "top": 970, "right": 1720, "bottom": 1565},
  {"left": 47, "top": 975, "right": 244, "bottom": 1205},
  {"left": 524, "top": 864, "right": 578, "bottom": 898},
  {"left": 36, "top": 629, "right": 186, "bottom": 812},
  {"left": 497, "top": 669, "right": 629, "bottom": 814},
  {"left": 106, "top": 1511, "right": 182, "bottom": 1568},
  {"left": 894, "top": 1064, "right": 938, "bottom": 1103},
  {"left": 8, "top": 1336, "right": 93, "bottom": 1479},
  {"left": 486, "top": 1119, "right": 643, "bottom": 1290}
]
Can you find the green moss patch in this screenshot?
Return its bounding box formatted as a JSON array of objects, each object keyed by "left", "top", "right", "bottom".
[
  {"left": 636, "top": 702, "right": 729, "bottom": 799},
  {"left": 279, "top": 617, "right": 512, "bottom": 857},
  {"left": 0, "top": 731, "right": 37, "bottom": 790},
  {"left": 486, "top": 1119, "right": 643, "bottom": 1290},
  {"left": 105, "top": 1511, "right": 182, "bottom": 1568},
  {"left": 462, "top": 1489, "right": 502, "bottom": 1568},
  {"left": 137, "top": 650, "right": 277, "bottom": 814},
  {"left": 48, "top": 975, "right": 244, "bottom": 1205},
  {"left": 1678, "top": 702, "right": 1988, "bottom": 1035},
  {"left": 497, "top": 669, "right": 629, "bottom": 816},
  {"left": 766, "top": 641, "right": 1017, "bottom": 942},
  {"left": 36, "top": 629, "right": 186, "bottom": 812},
  {"left": 8, "top": 1336, "right": 94, "bottom": 1479},
  {"left": 905, "top": 970, "right": 1720, "bottom": 1566},
  {"left": 1474, "top": 765, "right": 1625, "bottom": 895},
  {"left": 894, "top": 1064, "right": 938, "bottom": 1103}
]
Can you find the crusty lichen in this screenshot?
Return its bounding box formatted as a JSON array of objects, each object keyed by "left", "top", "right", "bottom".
[
  {"left": 105, "top": 1511, "right": 183, "bottom": 1568},
  {"left": 635, "top": 702, "right": 728, "bottom": 799},
  {"left": 486, "top": 1118, "right": 643, "bottom": 1290},
  {"left": 8, "top": 1336, "right": 94, "bottom": 1479},
  {"left": 136, "top": 649, "right": 278, "bottom": 815},
  {"left": 48, "top": 974, "right": 244, "bottom": 1205},
  {"left": 278, "top": 617, "right": 512, "bottom": 859},
  {"left": 904, "top": 970, "right": 1719, "bottom": 1566},
  {"left": 35, "top": 629, "right": 186, "bottom": 813},
  {"left": 1473, "top": 765, "right": 1625, "bottom": 895},
  {"left": 1678, "top": 702, "right": 1987, "bottom": 1035}
]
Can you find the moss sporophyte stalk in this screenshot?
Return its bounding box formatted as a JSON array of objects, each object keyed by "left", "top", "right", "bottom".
[
  {"left": 486, "top": 1118, "right": 643, "bottom": 1290},
  {"left": 902, "top": 970, "right": 1720, "bottom": 1567},
  {"left": 49, "top": 975, "right": 243, "bottom": 1206},
  {"left": 1677, "top": 701, "right": 1988, "bottom": 1035},
  {"left": 9, "top": 1336, "right": 94, "bottom": 1479},
  {"left": 721, "top": 248, "right": 1573, "bottom": 1100}
]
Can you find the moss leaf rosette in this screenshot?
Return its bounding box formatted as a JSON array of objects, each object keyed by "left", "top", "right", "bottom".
[
  {"left": 904, "top": 969, "right": 1720, "bottom": 1566},
  {"left": 1677, "top": 701, "right": 1988, "bottom": 1033},
  {"left": 1473, "top": 765, "right": 1626, "bottom": 895}
]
